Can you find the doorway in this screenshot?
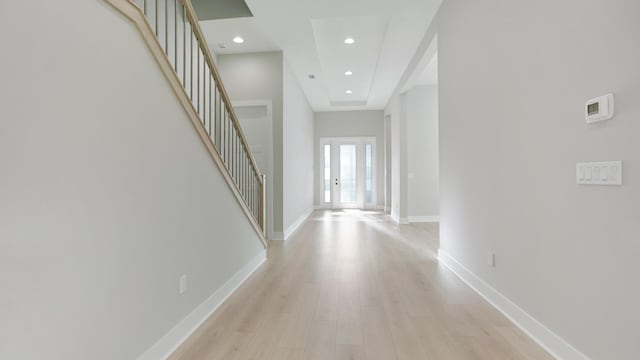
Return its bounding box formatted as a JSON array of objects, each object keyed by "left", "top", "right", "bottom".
[
  {"left": 319, "top": 137, "right": 376, "bottom": 209},
  {"left": 232, "top": 100, "right": 274, "bottom": 239}
]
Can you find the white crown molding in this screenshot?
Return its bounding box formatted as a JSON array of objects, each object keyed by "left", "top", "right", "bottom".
[{"left": 407, "top": 215, "right": 440, "bottom": 223}]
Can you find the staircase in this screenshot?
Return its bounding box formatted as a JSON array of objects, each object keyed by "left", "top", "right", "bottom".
[{"left": 106, "top": 0, "right": 266, "bottom": 246}]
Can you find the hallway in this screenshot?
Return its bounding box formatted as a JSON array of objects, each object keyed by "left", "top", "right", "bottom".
[{"left": 170, "top": 211, "right": 552, "bottom": 360}]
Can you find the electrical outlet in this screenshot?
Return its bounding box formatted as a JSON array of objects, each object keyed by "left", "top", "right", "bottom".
[
  {"left": 179, "top": 275, "right": 188, "bottom": 295},
  {"left": 487, "top": 252, "right": 496, "bottom": 267}
]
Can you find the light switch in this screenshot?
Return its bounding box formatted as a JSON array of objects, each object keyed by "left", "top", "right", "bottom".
[
  {"left": 179, "top": 275, "right": 188, "bottom": 295},
  {"left": 577, "top": 161, "right": 622, "bottom": 186},
  {"left": 611, "top": 165, "right": 619, "bottom": 182},
  {"left": 600, "top": 166, "right": 608, "bottom": 181}
]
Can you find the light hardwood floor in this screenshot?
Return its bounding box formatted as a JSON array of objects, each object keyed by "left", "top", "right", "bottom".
[{"left": 170, "top": 210, "right": 553, "bottom": 360}]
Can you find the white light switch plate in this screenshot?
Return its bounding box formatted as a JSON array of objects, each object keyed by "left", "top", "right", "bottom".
[
  {"left": 487, "top": 252, "right": 495, "bottom": 267},
  {"left": 179, "top": 275, "right": 188, "bottom": 295},
  {"left": 577, "top": 161, "right": 622, "bottom": 186}
]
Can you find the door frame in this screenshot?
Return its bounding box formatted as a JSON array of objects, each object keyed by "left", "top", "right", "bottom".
[
  {"left": 318, "top": 136, "right": 377, "bottom": 210},
  {"left": 384, "top": 115, "right": 392, "bottom": 212}
]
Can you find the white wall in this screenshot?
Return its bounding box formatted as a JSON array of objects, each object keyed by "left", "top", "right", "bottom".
[
  {"left": 384, "top": 115, "right": 392, "bottom": 212},
  {"left": 405, "top": 85, "right": 439, "bottom": 219},
  {"left": 217, "top": 52, "right": 284, "bottom": 235},
  {"left": 0, "top": 1, "right": 265, "bottom": 359},
  {"left": 385, "top": 95, "right": 406, "bottom": 222},
  {"left": 390, "top": 0, "right": 640, "bottom": 359},
  {"left": 283, "top": 60, "right": 315, "bottom": 235},
  {"left": 314, "top": 111, "right": 385, "bottom": 208},
  {"left": 217, "top": 52, "right": 315, "bottom": 239}
]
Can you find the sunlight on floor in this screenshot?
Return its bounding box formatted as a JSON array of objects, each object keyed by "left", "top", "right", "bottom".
[{"left": 311, "top": 209, "right": 439, "bottom": 261}]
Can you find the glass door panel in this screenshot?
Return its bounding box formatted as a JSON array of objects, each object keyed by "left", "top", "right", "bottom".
[
  {"left": 323, "top": 144, "right": 331, "bottom": 203},
  {"left": 339, "top": 144, "right": 357, "bottom": 204},
  {"left": 365, "top": 143, "right": 373, "bottom": 204}
]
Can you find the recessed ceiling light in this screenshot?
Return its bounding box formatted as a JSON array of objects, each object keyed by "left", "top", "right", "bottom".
[
  {"left": 233, "top": 36, "right": 244, "bottom": 44},
  {"left": 344, "top": 38, "right": 355, "bottom": 45},
  {"left": 346, "top": 90, "right": 353, "bottom": 94},
  {"left": 344, "top": 70, "right": 353, "bottom": 76}
]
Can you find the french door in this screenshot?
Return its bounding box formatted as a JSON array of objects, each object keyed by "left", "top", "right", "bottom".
[{"left": 319, "top": 137, "right": 376, "bottom": 209}]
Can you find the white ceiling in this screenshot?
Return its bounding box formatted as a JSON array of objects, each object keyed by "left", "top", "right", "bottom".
[
  {"left": 312, "top": 16, "right": 388, "bottom": 106},
  {"left": 200, "top": 0, "right": 442, "bottom": 111},
  {"left": 199, "top": 18, "right": 280, "bottom": 54}
]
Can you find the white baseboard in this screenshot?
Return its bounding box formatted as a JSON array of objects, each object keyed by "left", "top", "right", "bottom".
[
  {"left": 137, "top": 251, "right": 267, "bottom": 360},
  {"left": 437, "top": 250, "right": 590, "bottom": 360},
  {"left": 364, "top": 205, "right": 385, "bottom": 210},
  {"left": 399, "top": 217, "right": 409, "bottom": 225},
  {"left": 391, "top": 213, "right": 400, "bottom": 223},
  {"left": 384, "top": 206, "right": 390, "bottom": 212},
  {"left": 314, "top": 205, "right": 384, "bottom": 211},
  {"left": 407, "top": 215, "right": 440, "bottom": 223},
  {"left": 283, "top": 207, "right": 314, "bottom": 240}
]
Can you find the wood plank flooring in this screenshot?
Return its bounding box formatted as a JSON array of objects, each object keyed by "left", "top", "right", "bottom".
[{"left": 169, "top": 210, "right": 553, "bottom": 360}]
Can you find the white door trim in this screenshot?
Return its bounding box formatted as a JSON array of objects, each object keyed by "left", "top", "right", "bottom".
[{"left": 318, "top": 137, "right": 377, "bottom": 210}]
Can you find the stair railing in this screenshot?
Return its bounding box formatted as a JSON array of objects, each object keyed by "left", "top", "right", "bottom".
[{"left": 106, "top": 0, "right": 267, "bottom": 245}]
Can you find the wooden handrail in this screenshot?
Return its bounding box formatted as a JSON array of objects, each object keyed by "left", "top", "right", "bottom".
[
  {"left": 179, "top": 0, "right": 262, "bottom": 185},
  {"left": 104, "top": 0, "right": 267, "bottom": 246}
]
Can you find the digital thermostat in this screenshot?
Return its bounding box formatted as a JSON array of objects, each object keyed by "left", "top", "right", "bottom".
[{"left": 585, "top": 93, "right": 614, "bottom": 123}]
